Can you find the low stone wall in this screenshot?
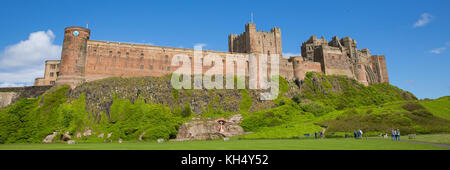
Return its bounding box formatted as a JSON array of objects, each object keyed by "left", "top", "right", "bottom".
[{"left": 0, "top": 86, "right": 53, "bottom": 108}]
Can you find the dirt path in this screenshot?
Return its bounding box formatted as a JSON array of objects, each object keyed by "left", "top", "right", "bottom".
[{"left": 401, "top": 140, "right": 450, "bottom": 149}]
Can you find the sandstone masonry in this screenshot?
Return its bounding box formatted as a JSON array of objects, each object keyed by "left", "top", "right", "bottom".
[{"left": 34, "top": 23, "right": 389, "bottom": 87}]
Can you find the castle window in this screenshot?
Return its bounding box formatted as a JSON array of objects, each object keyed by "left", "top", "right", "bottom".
[
  {"left": 50, "top": 81, "right": 55, "bottom": 85},
  {"left": 141, "top": 53, "right": 144, "bottom": 58},
  {"left": 56, "top": 72, "right": 59, "bottom": 77},
  {"left": 150, "top": 65, "right": 153, "bottom": 70},
  {"left": 165, "top": 55, "right": 169, "bottom": 64},
  {"left": 126, "top": 52, "right": 129, "bottom": 58},
  {"left": 50, "top": 72, "right": 54, "bottom": 77},
  {"left": 140, "top": 65, "right": 144, "bottom": 70},
  {"left": 118, "top": 52, "right": 121, "bottom": 57},
  {"left": 94, "top": 50, "right": 97, "bottom": 55},
  {"left": 270, "top": 42, "right": 273, "bottom": 46},
  {"left": 109, "top": 51, "right": 112, "bottom": 57},
  {"left": 167, "top": 66, "right": 170, "bottom": 71},
  {"left": 51, "top": 64, "right": 56, "bottom": 69}
]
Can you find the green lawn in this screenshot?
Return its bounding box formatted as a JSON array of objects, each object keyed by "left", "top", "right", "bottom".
[
  {"left": 0, "top": 138, "right": 447, "bottom": 150},
  {"left": 400, "top": 134, "right": 450, "bottom": 145}
]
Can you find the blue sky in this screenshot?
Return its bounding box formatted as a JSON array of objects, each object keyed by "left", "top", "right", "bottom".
[{"left": 0, "top": 0, "right": 449, "bottom": 99}]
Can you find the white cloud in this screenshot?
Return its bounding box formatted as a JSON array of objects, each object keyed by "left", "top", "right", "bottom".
[
  {"left": 429, "top": 42, "right": 450, "bottom": 54},
  {"left": 413, "top": 13, "right": 433, "bottom": 28},
  {"left": 282, "top": 52, "right": 300, "bottom": 58},
  {"left": 430, "top": 47, "right": 446, "bottom": 54},
  {"left": 0, "top": 30, "right": 61, "bottom": 87}
]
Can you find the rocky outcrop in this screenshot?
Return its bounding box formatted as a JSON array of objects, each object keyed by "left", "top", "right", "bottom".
[
  {"left": 175, "top": 114, "right": 245, "bottom": 141},
  {"left": 0, "top": 92, "right": 17, "bottom": 108},
  {"left": 67, "top": 76, "right": 287, "bottom": 121},
  {"left": 0, "top": 86, "right": 52, "bottom": 108}
]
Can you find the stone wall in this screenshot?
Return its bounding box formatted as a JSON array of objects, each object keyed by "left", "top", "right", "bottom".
[
  {"left": 48, "top": 23, "right": 389, "bottom": 89},
  {"left": 34, "top": 60, "right": 60, "bottom": 86}
]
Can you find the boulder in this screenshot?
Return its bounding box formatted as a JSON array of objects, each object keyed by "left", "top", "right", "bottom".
[
  {"left": 76, "top": 132, "right": 82, "bottom": 139},
  {"left": 139, "top": 132, "right": 145, "bottom": 141},
  {"left": 42, "top": 131, "right": 58, "bottom": 143},
  {"left": 83, "top": 129, "right": 92, "bottom": 137},
  {"left": 175, "top": 114, "right": 245, "bottom": 141},
  {"left": 106, "top": 133, "right": 112, "bottom": 138},
  {"left": 118, "top": 138, "right": 123, "bottom": 144},
  {"left": 67, "top": 140, "right": 76, "bottom": 144},
  {"left": 61, "top": 131, "right": 72, "bottom": 141},
  {"left": 98, "top": 133, "right": 104, "bottom": 138},
  {"left": 228, "top": 114, "right": 243, "bottom": 124}
]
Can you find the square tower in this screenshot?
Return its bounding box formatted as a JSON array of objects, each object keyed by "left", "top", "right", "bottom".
[{"left": 228, "top": 23, "right": 282, "bottom": 56}]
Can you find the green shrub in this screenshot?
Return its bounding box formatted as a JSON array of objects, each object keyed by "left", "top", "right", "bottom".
[
  {"left": 402, "top": 103, "right": 425, "bottom": 112},
  {"left": 299, "top": 101, "right": 333, "bottom": 117}
]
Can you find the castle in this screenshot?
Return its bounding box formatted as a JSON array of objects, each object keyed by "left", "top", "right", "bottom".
[{"left": 34, "top": 23, "right": 388, "bottom": 88}]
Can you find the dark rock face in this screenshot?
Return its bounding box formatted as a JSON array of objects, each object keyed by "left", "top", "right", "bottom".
[
  {"left": 0, "top": 86, "right": 52, "bottom": 108},
  {"left": 67, "top": 76, "right": 286, "bottom": 121}
]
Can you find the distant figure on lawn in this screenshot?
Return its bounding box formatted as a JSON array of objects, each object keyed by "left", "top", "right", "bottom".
[
  {"left": 396, "top": 129, "right": 401, "bottom": 141},
  {"left": 354, "top": 131, "right": 357, "bottom": 139},
  {"left": 319, "top": 131, "right": 323, "bottom": 139},
  {"left": 391, "top": 129, "right": 396, "bottom": 141},
  {"left": 358, "top": 129, "right": 364, "bottom": 139},
  {"left": 315, "top": 132, "right": 318, "bottom": 139}
]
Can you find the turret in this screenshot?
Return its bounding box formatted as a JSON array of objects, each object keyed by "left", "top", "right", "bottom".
[{"left": 56, "top": 27, "right": 90, "bottom": 88}]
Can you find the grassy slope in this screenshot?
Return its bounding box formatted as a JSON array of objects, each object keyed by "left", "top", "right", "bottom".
[
  {"left": 0, "top": 138, "right": 446, "bottom": 150},
  {"left": 420, "top": 96, "right": 450, "bottom": 120}
]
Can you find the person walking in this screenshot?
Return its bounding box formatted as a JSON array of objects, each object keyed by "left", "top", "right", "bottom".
[
  {"left": 391, "top": 129, "right": 395, "bottom": 141},
  {"left": 314, "top": 131, "right": 317, "bottom": 139},
  {"left": 394, "top": 130, "right": 398, "bottom": 141},
  {"left": 396, "top": 129, "right": 401, "bottom": 141},
  {"left": 358, "top": 129, "right": 363, "bottom": 139},
  {"left": 356, "top": 130, "right": 361, "bottom": 139},
  {"left": 354, "top": 131, "right": 357, "bottom": 139}
]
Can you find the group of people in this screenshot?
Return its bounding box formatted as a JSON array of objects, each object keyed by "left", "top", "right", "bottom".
[
  {"left": 353, "top": 129, "right": 364, "bottom": 139},
  {"left": 314, "top": 131, "right": 324, "bottom": 139},
  {"left": 391, "top": 129, "right": 401, "bottom": 141}
]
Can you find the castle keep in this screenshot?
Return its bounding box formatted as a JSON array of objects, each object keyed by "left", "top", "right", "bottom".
[{"left": 34, "top": 23, "right": 389, "bottom": 87}]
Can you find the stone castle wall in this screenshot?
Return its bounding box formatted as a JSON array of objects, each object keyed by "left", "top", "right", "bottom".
[{"left": 38, "top": 23, "right": 388, "bottom": 88}]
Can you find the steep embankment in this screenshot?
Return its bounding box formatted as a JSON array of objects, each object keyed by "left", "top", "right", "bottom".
[{"left": 1, "top": 72, "right": 447, "bottom": 143}]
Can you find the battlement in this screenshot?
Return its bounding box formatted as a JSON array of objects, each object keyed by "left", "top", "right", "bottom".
[
  {"left": 229, "top": 23, "right": 282, "bottom": 55},
  {"left": 33, "top": 23, "right": 388, "bottom": 88}
]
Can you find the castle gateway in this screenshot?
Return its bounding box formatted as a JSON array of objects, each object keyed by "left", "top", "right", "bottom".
[{"left": 34, "top": 23, "right": 388, "bottom": 88}]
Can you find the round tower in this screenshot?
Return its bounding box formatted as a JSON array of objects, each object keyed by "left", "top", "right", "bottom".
[{"left": 56, "top": 27, "right": 90, "bottom": 88}]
